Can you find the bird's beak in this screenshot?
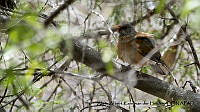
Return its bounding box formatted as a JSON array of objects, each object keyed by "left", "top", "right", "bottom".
[{"left": 112, "top": 25, "right": 121, "bottom": 32}]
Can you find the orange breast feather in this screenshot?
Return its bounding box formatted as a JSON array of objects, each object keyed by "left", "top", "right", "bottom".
[{"left": 117, "top": 39, "right": 143, "bottom": 64}]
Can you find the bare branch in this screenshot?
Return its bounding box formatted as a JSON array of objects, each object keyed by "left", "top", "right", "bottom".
[
  {"left": 59, "top": 38, "right": 200, "bottom": 112},
  {"left": 44, "top": 0, "right": 76, "bottom": 27},
  {"left": 166, "top": 6, "right": 200, "bottom": 80}
]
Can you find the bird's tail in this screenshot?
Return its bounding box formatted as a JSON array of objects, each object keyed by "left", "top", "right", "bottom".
[
  {"left": 152, "top": 59, "right": 179, "bottom": 86},
  {"left": 152, "top": 59, "right": 170, "bottom": 75}
]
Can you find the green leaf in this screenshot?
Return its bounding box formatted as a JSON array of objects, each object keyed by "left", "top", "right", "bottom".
[
  {"left": 141, "top": 66, "right": 151, "bottom": 74},
  {"left": 24, "top": 13, "right": 41, "bottom": 28},
  {"left": 171, "top": 105, "right": 184, "bottom": 112},
  {"left": 28, "top": 86, "right": 42, "bottom": 97},
  {"left": 98, "top": 40, "right": 108, "bottom": 49},
  {"left": 8, "top": 23, "right": 36, "bottom": 45},
  {"left": 26, "top": 43, "right": 45, "bottom": 57},
  {"left": 156, "top": 0, "right": 166, "bottom": 13},
  {"left": 5, "top": 69, "right": 16, "bottom": 85},
  {"left": 102, "top": 47, "right": 114, "bottom": 63},
  {"left": 106, "top": 62, "right": 114, "bottom": 75},
  {"left": 181, "top": 0, "right": 200, "bottom": 17}
]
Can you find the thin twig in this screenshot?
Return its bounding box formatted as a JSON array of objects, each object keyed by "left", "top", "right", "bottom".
[
  {"left": 126, "top": 87, "right": 135, "bottom": 112},
  {"left": 182, "top": 81, "right": 198, "bottom": 93},
  {"left": 166, "top": 6, "right": 200, "bottom": 81},
  {"left": 38, "top": 78, "right": 62, "bottom": 112},
  {"left": 80, "top": 81, "right": 85, "bottom": 109},
  {"left": 0, "top": 85, "right": 8, "bottom": 104}
]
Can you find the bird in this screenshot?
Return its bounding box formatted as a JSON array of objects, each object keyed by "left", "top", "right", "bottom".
[{"left": 113, "top": 23, "right": 170, "bottom": 75}]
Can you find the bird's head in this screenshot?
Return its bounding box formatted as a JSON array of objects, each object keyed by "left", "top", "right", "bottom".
[{"left": 113, "top": 22, "right": 136, "bottom": 38}]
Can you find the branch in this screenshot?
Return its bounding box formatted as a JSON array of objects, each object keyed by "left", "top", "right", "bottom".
[
  {"left": 44, "top": 0, "right": 76, "bottom": 27},
  {"left": 60, "top": 38, "right": 200, "bottom": 112},
  {"left": 166, "top": 6, "right": 200, "bottom": 80},
  {"left": 81, "top": 8, "right": 157, "bottom": 38},
  {"left": 82, "top": 1, "right": 176, "bottom": 38},
  {"left": 131, "top": 8, "right": 156, "bottom": 25}
]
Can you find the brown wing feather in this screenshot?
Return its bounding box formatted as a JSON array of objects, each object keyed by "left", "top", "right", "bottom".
[{"left": 134, "top": 37, "right": 161, "bottom": 63}]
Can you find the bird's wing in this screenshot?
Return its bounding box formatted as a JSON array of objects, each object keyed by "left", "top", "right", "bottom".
[{"left": 133, "top": 36, "right": 161, "bottom": 62}]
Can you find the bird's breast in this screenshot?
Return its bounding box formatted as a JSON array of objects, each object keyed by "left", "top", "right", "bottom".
[{"left": 117, "top": 41, "right": 143, "bottom": 64}]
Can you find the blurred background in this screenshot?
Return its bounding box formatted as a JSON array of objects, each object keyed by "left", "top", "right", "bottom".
[{"left": 0, "top": 0, "right": 200, "bottom": 111}]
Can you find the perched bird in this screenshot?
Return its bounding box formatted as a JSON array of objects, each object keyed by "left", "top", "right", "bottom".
[{"left": 113, "top": 23, "right": 170, "bottom": 75}]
